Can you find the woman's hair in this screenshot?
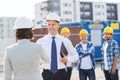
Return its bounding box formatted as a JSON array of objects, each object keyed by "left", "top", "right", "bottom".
[{"left": 16, "top": 28, "right": 33, "bottom": 39}]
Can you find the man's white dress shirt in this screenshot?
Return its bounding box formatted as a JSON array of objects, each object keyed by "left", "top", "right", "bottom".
[{"left": 36, "top": 34, "right": 78, "bottom": 70}]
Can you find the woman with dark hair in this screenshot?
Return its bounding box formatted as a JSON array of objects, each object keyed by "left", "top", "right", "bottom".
[
  {"left": 4, "top": 17, "right": 50, "bottom": 80},
  {"left": 15, "top": 28, "right": 33, "bottom": 42}
]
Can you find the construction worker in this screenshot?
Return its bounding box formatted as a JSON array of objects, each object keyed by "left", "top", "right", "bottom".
[
  {"left": 101, "top": 27, "right": 120, "bottom": 80},
  {"left": 60, "top": 27, "right": 70, "bottom": 38},
  {"left": 75, "top": 29, "right": 96, "bottom": 80},
  {"left": 4, "top": 17, "right": 50, "bottom": 80},
  {"left": 60, "top": 27, "right": 73, "bottom": 80},
  {"left": 36, "top": 13, "right": 78, "bottom": 80}
]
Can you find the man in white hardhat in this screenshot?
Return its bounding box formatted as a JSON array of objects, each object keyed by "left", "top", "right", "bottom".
[
  {"left": 4, "top": 17, "right": 50, "bottom": 80},
  {"left": 36, "top": 13, "right": 78, "bottom": 80}
]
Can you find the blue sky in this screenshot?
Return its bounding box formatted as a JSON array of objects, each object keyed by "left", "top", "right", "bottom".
[{"left": 0, "top": 0, "right": 119, "bottom": 19}]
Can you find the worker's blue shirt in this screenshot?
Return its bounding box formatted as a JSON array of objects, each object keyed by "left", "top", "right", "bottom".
[
  {"left": 101, "top": 39, "right": 120, "bottom": 70},
  {"left": 75, "top": 41, "right": 95, "bottom": 69}
]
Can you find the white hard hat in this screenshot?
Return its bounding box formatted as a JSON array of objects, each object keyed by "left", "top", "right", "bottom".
[
  {"left": 46, "top": 13, "right": 60, "bottom": 22},
  {"left": 13, "top": 17, "right": 33, "bottom": 30}
]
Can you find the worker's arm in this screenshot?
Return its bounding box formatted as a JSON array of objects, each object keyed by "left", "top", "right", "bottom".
[
  {"left": 111, "top": 55, "right": 119, "bottom": 74},
  {"left": 60, "top": 39, "right": 78, "bottom": 63},
  {"left": 79, "top": 44, "right": 95, "bottom": 58},
  {"left": 111, "top": 41, "right": 119, "bottom": 74}
]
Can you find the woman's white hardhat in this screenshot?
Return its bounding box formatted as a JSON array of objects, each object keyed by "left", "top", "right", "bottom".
[{"left": 13, "top": 17, "right": 33, "bottom": 30}]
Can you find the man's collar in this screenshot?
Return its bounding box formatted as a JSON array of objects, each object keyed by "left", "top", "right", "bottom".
[{"left": 48, "top": 33, "right": 60, "bottom": 38}]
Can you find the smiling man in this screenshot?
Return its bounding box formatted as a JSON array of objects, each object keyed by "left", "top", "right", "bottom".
[
  {"left": 75, "top": 29, "right": 96, "bottom": 80},
  {"left": 36, "top": 13, "right": 78, "bottom": 80},
  {"left": 101, "top": 27, "right": 120, "bottom": 80}
]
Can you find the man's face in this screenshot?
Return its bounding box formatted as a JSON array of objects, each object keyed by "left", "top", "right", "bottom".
[
  {"left": 80, "top": 35, "right": 88, "bottom": 42},
  {"left": 104, "top": 33, "right": 112, "bottom": 41},
  {"left": 47, "top": 20, "right": 59, "bottom": 35},
  {"left": 61, "top": 33, "right": 70, "bottom": 39}
]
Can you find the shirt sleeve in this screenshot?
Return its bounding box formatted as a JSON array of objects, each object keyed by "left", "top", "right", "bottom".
[
  {"left": 75, "top": 43, "right": 95, "bottom": 58},
  {"left": 113, "top": 41, "right": 119, "bottom": 57},
  {"left": 4, "top": 48, "right": 12, "bottom": 80},
  {"left": 87, "top": 43, "right": 95, "bottom": 57},
  {"left": 64, "top": 39, "right": 79, "bottom": 63}
]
